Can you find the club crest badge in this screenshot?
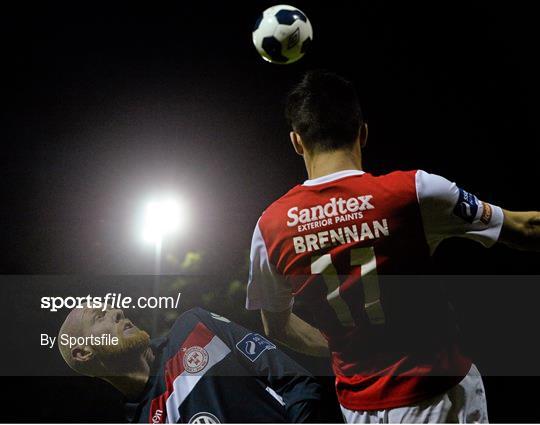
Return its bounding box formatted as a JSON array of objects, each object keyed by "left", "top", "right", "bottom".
[
  {"left": 189, "top": 412, "right": 220, "bottom": 424},
  {"left": 183, "top": 346, "right": 209, "bottom": 373}
]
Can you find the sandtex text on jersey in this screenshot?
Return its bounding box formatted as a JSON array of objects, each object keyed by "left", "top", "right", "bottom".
[{"left": 287, "top": 195, "right": 390, "bottom": 254}]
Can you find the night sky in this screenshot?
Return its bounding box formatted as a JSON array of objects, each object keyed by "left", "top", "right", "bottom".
[{"left": 2, "top": 1, "right": 540, "bottom": 422}]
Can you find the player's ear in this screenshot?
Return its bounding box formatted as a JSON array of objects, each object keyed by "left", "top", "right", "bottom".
[
  {"left": 71, "top": 346, "right": 94, "bottom": 364},
  {"left": 290, "top": 131, "right": 304, "bottom": 156},
  {"left": 359, "top": 122, "right": 368, "bottom": 148}
]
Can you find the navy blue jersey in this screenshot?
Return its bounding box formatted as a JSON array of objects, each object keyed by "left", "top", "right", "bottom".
[{"left": 125, "top": 308, "right": 322, "bottom": 423}]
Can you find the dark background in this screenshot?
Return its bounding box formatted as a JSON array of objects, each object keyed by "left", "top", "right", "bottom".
[{"left": 1, "top": 1, "right": 539, "bottom": 422}]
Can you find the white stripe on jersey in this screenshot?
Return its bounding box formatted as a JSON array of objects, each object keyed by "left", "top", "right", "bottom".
[
  {"left": 303, "top": 169, "right": 365, "bottom": 186},
  {"left": 165, "top": 335, "right": 231, "bottom": 423},
  {"left": 265, "top": 386, "right": 286, "bottom": 406}
]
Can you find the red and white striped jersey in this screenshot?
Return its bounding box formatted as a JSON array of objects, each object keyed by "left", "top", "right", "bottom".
[{"left": 246, "top": 169, "right": 503, "bottom": 410}]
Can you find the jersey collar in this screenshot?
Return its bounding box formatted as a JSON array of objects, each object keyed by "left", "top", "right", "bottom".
[{"left": 302, "top": 169, "right": 365, "bottom": 186}]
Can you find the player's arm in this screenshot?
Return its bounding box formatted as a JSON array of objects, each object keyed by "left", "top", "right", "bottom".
[
  {"left": 416, "top": 170, "right": 539, "bottom": 253},
  {"left": 246, "top": 219, "right": 329, "bottom": 358},
  {"left": 261, "top": 308, "right": 329, "bottom": 358},
  {"left": 416, "top": 170, "right": 504, "bottom": 252},
  {"left": 499, "top": 210, "right": 540, "bottom": 251}
]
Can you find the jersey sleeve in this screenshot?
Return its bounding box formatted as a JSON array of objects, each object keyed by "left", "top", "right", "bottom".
[
  {"left": 246, "top": 218, "right": 293, "bottom": 312},
  {"left": 199, "top": 309, "right": 323, "bottom": 423},
  {"left": 415, "top": 170, "right": 504, "bottom": 254}
]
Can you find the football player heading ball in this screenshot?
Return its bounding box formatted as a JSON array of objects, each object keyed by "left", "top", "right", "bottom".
[{"left": 245, "top": 70, "right": 540, "bottom": 423}]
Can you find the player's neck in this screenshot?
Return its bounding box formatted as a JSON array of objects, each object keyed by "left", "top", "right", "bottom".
[
  {"left": 305, "top": 148, "right": 363, "bottom": 180},
  {"left": 103, "top": 346, "right": 155, "bottom": 401}
]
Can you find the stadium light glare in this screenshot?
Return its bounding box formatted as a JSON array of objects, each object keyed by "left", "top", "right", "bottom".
[
  {"left": 139, "top": 195, "right": 188, "bottom": 335},
  {"left": 141, "top": 198, "right": 187, "bottom": 245}
]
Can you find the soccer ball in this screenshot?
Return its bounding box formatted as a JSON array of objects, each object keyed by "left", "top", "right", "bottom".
[{"left": 252, "top": 5, "right": 313, "bottom": 64}]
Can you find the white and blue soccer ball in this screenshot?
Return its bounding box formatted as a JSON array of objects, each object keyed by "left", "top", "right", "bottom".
[{"left": 252, "top": 5, "right": 313, "bottom": 64}]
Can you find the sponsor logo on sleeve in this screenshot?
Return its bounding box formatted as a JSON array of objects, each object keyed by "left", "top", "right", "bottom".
[
  {"left": 236, "top": 333, "right": 276, "bottom": 362},
  {"left": 453, "top": 188, "right": 479, "bottom": 223},
  {"left": 480, "top": 201, "right": 493, "bottom": 225}
]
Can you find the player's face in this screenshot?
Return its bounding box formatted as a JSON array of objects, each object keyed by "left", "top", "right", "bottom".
[{"left": 81, "top": 307, "right": 150, "bottom": 359}]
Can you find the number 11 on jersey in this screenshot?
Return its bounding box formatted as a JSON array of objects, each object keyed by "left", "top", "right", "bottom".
[{"left": 311, "top": 247, "right": 385, "bottom": 326}]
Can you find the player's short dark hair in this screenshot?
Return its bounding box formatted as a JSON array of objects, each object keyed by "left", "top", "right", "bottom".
[{"left": 285, "top": 70, "right": 364, "bottom": 152}]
